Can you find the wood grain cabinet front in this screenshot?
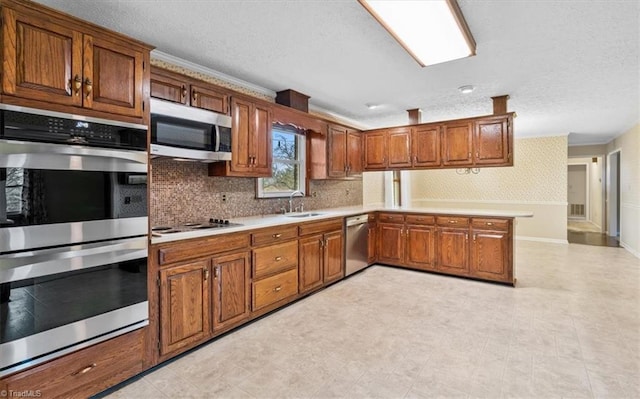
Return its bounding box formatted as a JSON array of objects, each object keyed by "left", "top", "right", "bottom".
[
  {"left": 211, "top": 251, "right": 251, "bottom": 332},
  {"left": 1, "top": 1, "right": 150, "bottom": 122},
  {"left": 298, "top": 221, "right": 344, "bottom": 294},
  {"left": 0, "top": 329, "right": 144, "bottom": 399},
  {"left": 252, "top": 268, "right": 298, "bottom": 311},
  {"left": 327, "top": 124, "right": 362, "bottom": 179},
  {"left": 470, "top": 218, "right": 513, "bottom": 283},
  {"left": 150, "top": 67, "right": 229, "bottom": 114},
  {"left": 252, "top": 240, "right": 298, "bottom": 279}
]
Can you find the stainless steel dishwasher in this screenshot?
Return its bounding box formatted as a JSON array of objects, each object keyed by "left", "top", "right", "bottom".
[{"left": 345, "top": 214, "right": 369, "bottom": 276}]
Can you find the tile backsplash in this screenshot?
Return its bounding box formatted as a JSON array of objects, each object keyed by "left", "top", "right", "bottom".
[{"left": 150, "top": 158, "right": 363, "bottom": 226}]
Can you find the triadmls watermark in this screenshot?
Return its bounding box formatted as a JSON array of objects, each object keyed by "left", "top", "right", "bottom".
[{"left": 0, "top": 390, "right": 42, "bottom": 398}]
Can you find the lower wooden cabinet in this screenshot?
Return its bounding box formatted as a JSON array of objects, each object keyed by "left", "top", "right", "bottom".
[
  {"left": 470, "top": 228, "right": 512, "bottom": 283},
  {"left": 211, "top": 251, "right": 251, "bottom": 331},
  {"left": 0, "top": 329, "right": 144, "bottom": 399},
  {"left": 253, "top": 268, "right": 298, "bottom": 311},
  {"left": 405, "top": 224, "right": 436, "bottom": 270},
  {"left": 159, "top": 260, "right": 210, "bottom": 355},
  {"left": 367, "top": 214, "right": 377, "bottom": 264},
  {"left": 298, "top": 220, "right": 344, "bottom": 294},
  {"left": 377, "top": 222, "right": 404, "bottom": 264},
  {"left": 436, "top": 227, "right": 470, "bottom": 275}
]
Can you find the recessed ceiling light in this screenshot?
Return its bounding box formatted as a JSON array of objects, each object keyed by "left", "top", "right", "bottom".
[
  {"left": 366, "top": 103, "right": 380, "bottom": 110},
  {"left": 358, "top": 0, "right": 476, "bottom": 67},
  {"left": 458, "top": 85, "right": 475, "bottom": 94}
]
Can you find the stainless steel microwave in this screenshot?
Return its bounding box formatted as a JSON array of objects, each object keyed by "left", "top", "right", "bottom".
[{"left": 150, "top": 98, "right": 232, "bottom": 162}]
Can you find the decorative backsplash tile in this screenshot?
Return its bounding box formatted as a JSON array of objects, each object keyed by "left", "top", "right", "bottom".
[{"left": 150, "top": 158, "right": 362, "bottom": 226}]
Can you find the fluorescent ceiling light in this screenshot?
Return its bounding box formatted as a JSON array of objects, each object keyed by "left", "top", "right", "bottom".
[{"left": 359, "top": 0, "right": 476, "bottom": 67}]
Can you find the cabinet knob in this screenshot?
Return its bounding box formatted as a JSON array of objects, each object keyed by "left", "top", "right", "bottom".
[
  {"left": 274, "top": 286, "right": 282, "bottom": 292},
  {"left": 272, "top": 233, "right": 282, "bottom": 238},
  {"left": 486, "top": 222, "right": 493, "bottom": 226},
  {"left": 468, "top": 152, "right": 471, "bottom": 158},
  {"left": 72, "top": 363, "right": 97, "bottom": 376},
  {"left": 274, "top": 256, "right": 282, "bottom": 261},
  {"left": 192, "top": 89, "right": 198, "bottom": 102},
  {"left": 204, "top": 269, "right": 210, "bottom": 280},
  {"left": 72, "top": 75, "right": 82, "bottom": 96},
  {"left": 449, "top": 220, "right": 457, "bottom": 224},
  {"left": 181, "top": 85, "right": 187, "bottom": 99},
  {"left": 476, "top": 152, "right": 479, "bottom": 158},
  {"left": 84, "top": 78, "right": 93, "bottom": 99}
]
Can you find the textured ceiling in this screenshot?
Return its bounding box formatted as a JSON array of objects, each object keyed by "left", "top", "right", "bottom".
[{"left": 35, "top": 0, "right": 639, "bottom": 146}]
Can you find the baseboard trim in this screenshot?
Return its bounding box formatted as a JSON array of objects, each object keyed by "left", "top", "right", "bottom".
[
  {"left": 620, "top": 241, "right": 640, "bottom": 259},
  {"left": 516, "top": 236, "right": 569, "bottom": 244}
]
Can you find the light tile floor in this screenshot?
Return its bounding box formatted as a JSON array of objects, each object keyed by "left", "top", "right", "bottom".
[{"left": 104, "top": 241, "right": 639, "bottom": 398}]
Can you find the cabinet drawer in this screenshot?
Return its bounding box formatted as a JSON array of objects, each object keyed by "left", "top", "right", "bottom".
[
  {"left": 298, "top": 219, "right": 343, "bottom": 236},
  {"left": 253, "top": 240, "right": 298, "bottom": 279},
  {"left": 471, "top": 218, "right": 509, "bottom": 231},
  {"left": 252, "top": 226, "right": 298, "bottom": 246},
  {"left": 436, "top": 216, "right": 470, "bottom": 227},
  {"left": 157, "top": 233, "right": 250, "bottom": 266},
  {"left": 377, "top": 213, "right": 405, "bottom": 224},
  {"left": 2, "top": 329, "right": 143, "bottom": 399},
  {"left": 405, "top": 214, "right": 435, "bottom": 225},
  {"left": 252, "top": 268, "right": 298, "bottom": 311}
]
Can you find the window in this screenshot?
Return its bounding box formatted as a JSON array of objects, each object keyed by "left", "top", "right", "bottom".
[{"left": 257, "top": 126, "right": 306, "bottom": 198}]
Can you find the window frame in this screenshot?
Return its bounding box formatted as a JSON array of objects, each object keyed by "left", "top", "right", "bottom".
[{"left": 256, "top": 126, "right": 306, "bottom": 198}]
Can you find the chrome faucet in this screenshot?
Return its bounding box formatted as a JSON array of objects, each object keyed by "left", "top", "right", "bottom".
[{"left": 288, "top": 190, "right": 304, "bottom": 213}]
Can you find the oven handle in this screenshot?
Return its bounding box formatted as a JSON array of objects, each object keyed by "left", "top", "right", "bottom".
[
  {"left": 0, "top": 139, "right": 148, "bottom": 172},
  {"left": 0, "top": 237, "right": 147, "bottom": 283}
]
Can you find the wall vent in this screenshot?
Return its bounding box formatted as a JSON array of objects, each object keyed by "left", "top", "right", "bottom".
[{"left": 569, "top": 204, "right": 585, "bottom": 217}]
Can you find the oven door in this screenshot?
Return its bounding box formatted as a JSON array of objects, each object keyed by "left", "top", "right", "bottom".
[
  {"left": 0, "top": 139, "right": 148, "bottom": 252},
  {"left": 0, "top": 236, "right": 148, "bottom": 376}
]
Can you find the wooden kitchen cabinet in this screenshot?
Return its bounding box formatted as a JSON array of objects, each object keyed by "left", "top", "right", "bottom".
[
  {"left": 436, "top": 216, "right": 471, "bottom": 275},
  {"left": 412, "top": 124, "right": 441, "bottom": 167},
  {"left": 327, "top": 124, "right": 362, "bottom": 179},
  {"left": 363, "top": 129, "right": 387, "bottom": 170},
  {"left": 298, "top": 219, "right": 344, "bottom": 294},
  {"left": 377, "top": 222, "right": 404, "bottom": 264},
  {"left": 470, "top": 218, "right": 513, "bottom": 283},
  {"left": 1, "top": 1, "right": 150, "bottom": 122},
  {"left": 211, "top": 251, "right": 251, "bottom": 332},
  {"left": 150, "top": 67, "right": 229, "bottom": 114},
  {"left": 367, "top": 214, "right": 377, "bottom": 264},
  {"left": 209, "top": 97, "right": 272, "bottom": 177},
  {"left": 159, "top": 260, "right": 210, "bottom": 355},
  {"left": 0, "top": 329, "right": 144, "bottom": 399},
  {"left": 442, "top": 121, "right": 473, "bottom": 166},
  {"left": 387, "top": 127, "right": 412, "bottom": 168},
  {"left": 474, "top": 115, "right": 511, "bottom": 166},
  {"left": 405, "top": 220, "right": 436, "bottom": 271}
]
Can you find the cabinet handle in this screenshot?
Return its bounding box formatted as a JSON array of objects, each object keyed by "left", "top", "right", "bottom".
[
  {"left": 274, "top": 286, "right": 282, "bottom": 292},
  {"left": 476, "top": 152, "right": 479, "bottom": 158},
  {"left": 272, "top": 233, "right": 281, "bottom": 238},
  {"left": 468, "top": 152, "right": 471, "bottom": 158},
  {"left": 72, "top": 75, "right": 82, "bottom": 96},
  {"left": 449, "top": 220, "right": 457, "bottom": 224},
  {"left": 181, "top": 85, "right": 187, "bottom": 100},
  {"left": 72, "top": 363, "right": 97, "bottom": 376},
  {"left": 204, "top": 269, "right": 210, "bottom": 281},
  {"left": 465, "top": 233, "right": 469, "bottom": 241},
  {"left": 274, "top": 256, "right": 282, "bottom": 261},
  {"left": 213, "top": 267, "right": 219, "bottom": 278},
  {"left": 486, "top": 222, "right": 493, "bottom": 226},
  {"left": 192, "top": 89, "right": 198, "bottom": 102},
  {"left": 473, "top": 234, "right": 477, "bottom": 242},
  {"left": 319, "top": 239, "right": 324, "bottom": 248},
  {"left": 414, "top": 156, "right": 418, "bottom": 163},
  {"left": 84, "top": 78, "right": 93, "bottom": 99}
]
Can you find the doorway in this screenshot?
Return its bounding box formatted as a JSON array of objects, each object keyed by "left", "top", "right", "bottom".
[{"left": 607, "top": 150, "right": 621, "bottom": 238}]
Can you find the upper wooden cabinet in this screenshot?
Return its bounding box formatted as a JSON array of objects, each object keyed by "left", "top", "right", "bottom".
[
  {"left": 326, "top": 124, "right": 362, "bottom": 179},
  {"left": 363, "top": 113, "right": 513, "bottom": 171},
  {"left": 209, "top": 97, "right": 272, "bottom": 177},
  {"left": 1, "top": 0, "right": 151, "bottom": 123},
  {"left": 150, "top": 67, "right": 229, "bottom": 114}
]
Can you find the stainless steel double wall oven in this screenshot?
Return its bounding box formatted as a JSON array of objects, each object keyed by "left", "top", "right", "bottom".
[{"left": 0, "top": 104, "right": 149, "bottom": 376}]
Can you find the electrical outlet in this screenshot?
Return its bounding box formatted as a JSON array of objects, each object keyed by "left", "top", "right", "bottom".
[
  {"left": 221, "top": 193, "right": 227, "bottom": 202},
  {"left": 312, "top": 191, "right": 317, "bottom": 197},
  {"left": 346, "top": 189, "right": 350, "bottom": 196}
]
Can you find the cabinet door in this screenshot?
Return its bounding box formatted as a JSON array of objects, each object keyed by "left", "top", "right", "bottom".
[
  {"left": 470, "top": 230, "right": 510, "bottom": 282},
  {"left": 377, "top": 223, "right": 404, "bottom": 264},
  {"left": 405, "top": 225, "right": 436, "bottom": 270},
  {"left": 83, "top": 35, "right": 145, "bottom": 118},
  {"left": 474, "top": 116, "right": 509, "bottom": 165},
  {"left": 367, "top": 223, "right": 377, "bottom": 264},
  {"left": 442, "top": 121, "right": 473, "bottom": 166},
  {"left": 191, "top": 84, "right": 228, "bottom": 114},
  {"left": 1, "top": 8, "right": 83, "bottom": 107},
  {"left": 251, "top": 102, "right": 272, "bottom": 176},
  {"left": 436, "top": 228, "right": 469, "bottom": 275},
  {"left": 328, "top": 125, "right": 347, "bottom": 178},
  {"left": 150, "top": 71, "right": 188, "bottom": 104},
  {"left": 323, "top": 230, "right": 344, "bottom": 284},
  {"left": 230, "top": 97, "right": 253, "bottom": 173},
  {"left": 364, "top": 130, "right": 387, "bottom": 170},
  {"left": 388, "top": 127, "right": 412, "bottom": 168},
  {"left": 412, "top": 125, "right": 441, "bottom": 167},
  {"left": 347, "top": 130, "right": 363, "bottom": 177},
  {"left": 298, "top": 234, "right": 324, "bottom": 294},
  {"left": 211, "top": 251, "right": 251, "bottom": 331},
  {"left": 159, "top": 260, "right": 210, "bottom": 355}
]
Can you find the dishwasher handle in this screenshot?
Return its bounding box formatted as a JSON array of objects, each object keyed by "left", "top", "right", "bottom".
[{"left": 346, "top": 214, "right": 369, "bottom": 227}]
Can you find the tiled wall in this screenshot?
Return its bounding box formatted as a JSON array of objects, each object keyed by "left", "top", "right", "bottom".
[{"left": 150, "top": 158, "right": 362, "bottom": 227}]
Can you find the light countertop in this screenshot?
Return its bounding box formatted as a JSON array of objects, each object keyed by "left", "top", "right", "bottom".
[{"left": 151, "top": 205, "right": 533, "bottom": 244}]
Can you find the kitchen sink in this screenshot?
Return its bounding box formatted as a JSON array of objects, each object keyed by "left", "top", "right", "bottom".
[{"left": 285, "top": 212, "right": 324, "bottom": 218}]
